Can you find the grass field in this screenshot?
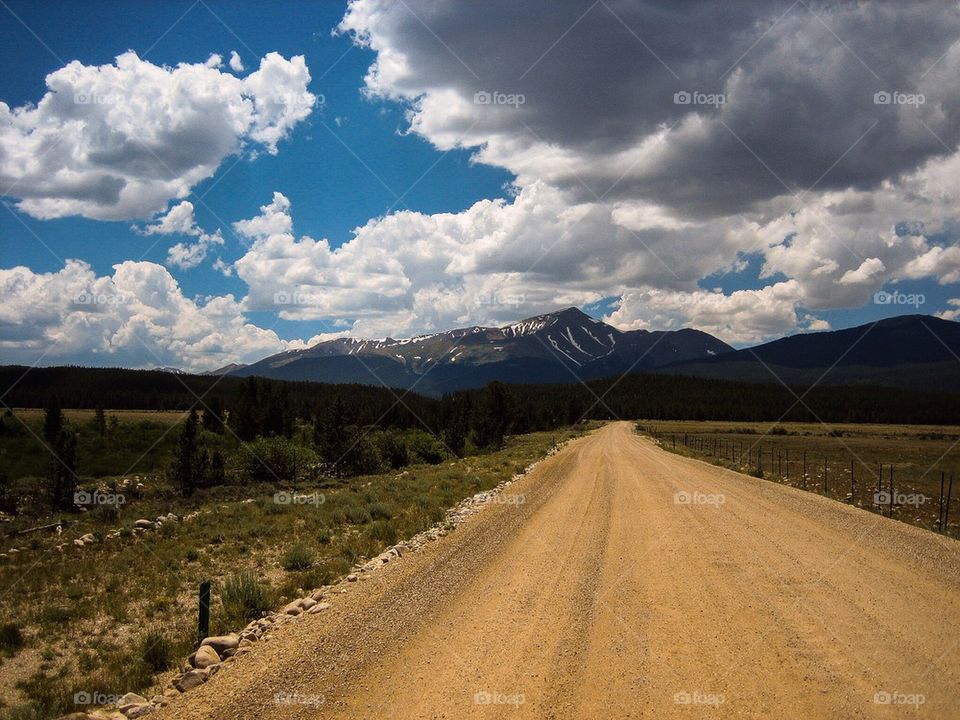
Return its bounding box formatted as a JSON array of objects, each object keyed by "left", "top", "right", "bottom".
[
  {"left": 0, "top": 424, "right": 585, "bottom": 720},
  {"left": 637, "top": 420, "right": 960, "bottom": 537},
  {"left": 1, "top": 409, "right": 188, "bottom": 487}
]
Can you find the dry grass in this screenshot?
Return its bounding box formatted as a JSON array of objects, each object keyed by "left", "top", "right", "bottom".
[
  {"left": 638, "top": 419, "right": 960, "bottom": 537},
  {"left": 0, "top": 426, "right": 584, "bottom": 720}
]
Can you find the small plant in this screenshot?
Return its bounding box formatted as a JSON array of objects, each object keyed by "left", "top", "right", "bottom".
[
  {"left": 368, "top": 501, "right": 394, "bottom": 520},
  {"left": 282, "top": 543, "right": 314, "bottom": 571},
  {"left": 221, "top": 570, "right": 271, "bottom": 625},
  {"left": 185, "top": 548, "right": 200, "bottom": 562},
  {"left": 344, "top": 505, "right": 371, "bottom": 524},
  {"left": 138, "top": 627, "right": 172, "bottom": 672},
  {"left": 0, "top": 622, "right": 24, "bottom": 654}
]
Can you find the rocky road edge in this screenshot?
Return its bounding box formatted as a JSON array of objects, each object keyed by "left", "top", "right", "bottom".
[{"left": 56, "top": 440, "right": 571, "bottom": 720}]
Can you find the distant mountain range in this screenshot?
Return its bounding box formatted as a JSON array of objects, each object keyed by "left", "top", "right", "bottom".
[
  {"left": 224, "top": 307, "right": 731, "bottom": 394},
  {"left": 654, "top": 314, "right": 960, "bottom": 394},
  {"left": 216, "top": 309, "right": 960, "bottom": 395}
]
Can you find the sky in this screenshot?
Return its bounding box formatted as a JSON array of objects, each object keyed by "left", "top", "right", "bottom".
[{"left": 1, "top": 0, "right": 959, "bottom": 372}]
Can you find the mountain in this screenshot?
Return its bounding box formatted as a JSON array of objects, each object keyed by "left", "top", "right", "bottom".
[
  {"left": 203, "top": 362, "right": 248, "bottom": 376},
  {"left": 657, "top": 315, "right": 960, "bottom": 393},
  {"left": 233, "top": 307, "right": 733, "bottom": 394}
]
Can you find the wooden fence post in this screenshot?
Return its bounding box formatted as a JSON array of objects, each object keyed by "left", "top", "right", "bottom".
[
  {"left": 945, "top": 473, "right": 954, "bottom": 531},
  {"left": 889, "top": 464, "right": 895, "bottom": 516},
  {"left": 198, "top": 579, "right": 211, "bottom": 645},
  {"left": 939, "top": 471, "right": 946, "bottom": 532},
  {"left": 823, "top": 456, "right": 828, "bottom": 495},
  {"left": 850, "top": 459, "right": 855, "bottom": 503}
]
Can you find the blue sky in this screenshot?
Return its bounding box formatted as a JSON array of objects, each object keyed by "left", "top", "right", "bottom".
[
  {"left": 1, "top": 0, "right": 958, "bottom": 371},
  {"left": 0, "top": 0, "right": 511, "bottom": 328}
]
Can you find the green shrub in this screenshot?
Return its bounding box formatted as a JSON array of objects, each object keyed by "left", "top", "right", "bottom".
[
  {"left": 0, "top": 621, "right": 24, "bottom": 654},
  {"left": 344, "top": 505, "right": 371, "bottom": 524},
  {"left": 230, "top": 437, "right": 319, "bottom": 484},
  {"left": 375, "top": 430, "right": 409, "bottom": 469},
  {"left": 368, "top": 501, "right": 394, "bottom": 520},
  {"left": 282, "top": 543, "right": 314, "bottom": 571},
  {"left": 369, "top": 520, "right": 398, "bottom": 545},
  {"left": 221, "top": 570, "right": 271, "bottom": 624},
  {"left": 406, "top": 430, "right": 446, "bottom": 464},
  {"left": 138, "top": 627, "right": 173, "bottom": 672}
]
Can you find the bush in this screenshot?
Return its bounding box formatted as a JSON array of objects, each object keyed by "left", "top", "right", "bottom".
[
  {"left": 221, "top": 570, "right": 271, "bottom": 624},
  {"left": 375, "top": 430, "right": 409, "bottom": 469},
  {"left": 406, "top": 430, "right": 446, "bottom": 464},
  {"left": 368, "top": 501, "right": 394, "bottom": 520},
  {"left": 282, "top": 543, "right": 314, "bottom": 571},
  {"left": 230, "top": 437, "right": 319, "bottom": 484},
  {"left": 369, "top": 520, "right": 398, "bottom": 546},
  {"left": 138, "top": 627, "right": 173, "bottom": 672},
  {"left": 0, "top": 621, "right": 24, "bottom": 654}
]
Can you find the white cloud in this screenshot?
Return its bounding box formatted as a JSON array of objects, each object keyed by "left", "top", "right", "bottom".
[
  {"left": 0, "top": 51, "right": 315, "bottom": 220},
  {"left": 322, "top": 0, "right": 960, "bottom": 340},
  {"left": 229, "top": 51, "right": 245, "bottom": 73},
  {"left": 135, "top": 200, "right": 225, "bottom": 270},
  {"left": 937, "top": 299, "right": 960, "bottom": 322},
  {"left": 839, "top": 258, "right": 886, "bottom": 285},
  {"left": 0, "top": 260, "right": 286, "bottom": 371},
  {"left": 605, "top": 282, "right": 805, "bottom": 345}
]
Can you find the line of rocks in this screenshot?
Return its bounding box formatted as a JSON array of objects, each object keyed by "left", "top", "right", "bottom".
[{"left": 58, "top": 440, "right": 569, "bottom": 719}]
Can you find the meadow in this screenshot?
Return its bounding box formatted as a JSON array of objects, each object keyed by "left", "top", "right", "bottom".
[{"left": 638, "top": 420, "right": 960, "bottom": 537}]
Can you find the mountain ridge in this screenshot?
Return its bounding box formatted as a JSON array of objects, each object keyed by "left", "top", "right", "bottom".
[
  {"left": 229, "top": 309, "right": 959, "bottom": 395},
  {"left": 233, "top": 307, "right": 733, "bottom": 393}
]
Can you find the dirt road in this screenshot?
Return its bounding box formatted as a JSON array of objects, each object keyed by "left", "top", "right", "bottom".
[{"left": 161, "top": 422, "right": 960, "bottom": 719}]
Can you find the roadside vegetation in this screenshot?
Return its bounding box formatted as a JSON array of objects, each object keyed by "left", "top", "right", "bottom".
[{"left": 0, "top": 399, "right": 584, "bottom": 720}]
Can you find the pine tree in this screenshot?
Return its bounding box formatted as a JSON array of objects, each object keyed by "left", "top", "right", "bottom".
[
  {"left": 173, "top": 409, "right": 200, "bottom": 496},
  {"left": 94, "top": 404, "right": 107, "bottom": 436},
  {"left": 202, "top": 396, "right": 225, "bottom": 434},
  {"left": 209, "top": 449, "right": 226, "bottom": 486},
  {"left": 43, "top": 396, "right": 63, "bottom": 443},
  {"left": 50, "top": 429, "right": 77, "bottom": 510}
]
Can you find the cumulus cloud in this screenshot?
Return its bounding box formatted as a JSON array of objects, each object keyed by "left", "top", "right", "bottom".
[
  {"left": 937, "top": 299, "right": 960, "bottom": 322},
  {"left": 339, "top": 0, "right": 960, "bottom": 214},
  {"left": 135, "top": 201, "right": 225, "bottom": 270},
  {"left": 0, "top": 260, "right": 286, "bottom": 371},
  {"left": 322, "top": 0, "right": 960, "bottom": 341},
  {"left": 605, "top": 282, "right": 806, "bottom": 345},
  {"left": 0, "top": 51, "right": 315, "bottom": 220},
  {"left": 229, "top": 51, "right": 245, "bottom": 73}
]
